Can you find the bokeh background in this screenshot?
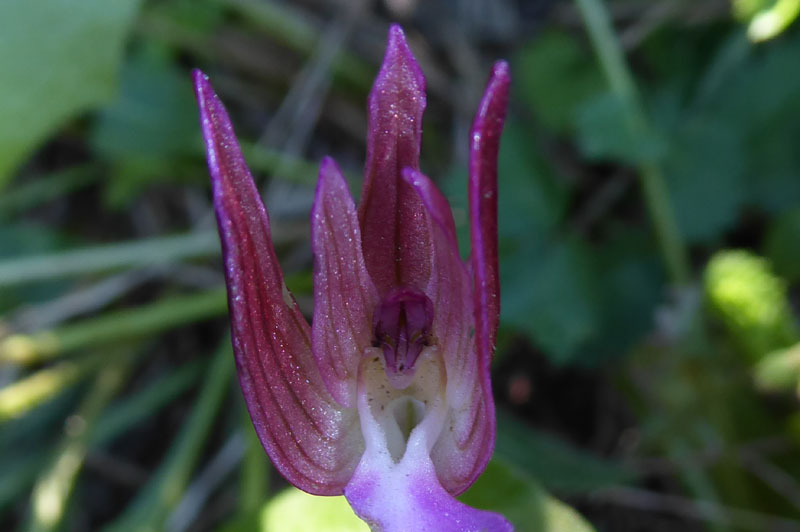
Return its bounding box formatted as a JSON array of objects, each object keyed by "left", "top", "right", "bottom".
[{"left": 3, "top": 0, "right": 800, "bottom": 530}]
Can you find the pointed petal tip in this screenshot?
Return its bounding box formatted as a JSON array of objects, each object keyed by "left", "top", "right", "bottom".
[
  {"left": 192, "top": 69, "right": 213, "bottom": 100},
  {"left": 401, "top": 166, "right": 461, "bottom": 288},
  {"left": 399, "top": 165, "right": 418, "bottom": 186},
  {"left": 481, "top": 62, "right": 511, "bottom": 117},
  {"left": 192, "top": 68, "right": 208, "bottom": 84},
  {"left": 313, "top": 157, "right": 347, "bottom": 228},
  {"left": 485, "top": 61, "right": 511, "bottom": 106},
  {"left": 388, "top": 23, "right": 405, "bottom": 40},
  {"left": 319, "top": 155, "right": 337, "bottom": 175},
  {"left": 400, "top": 167, "right": 448, "bottom": 227},
  {"left": 377, "top": 24, "right": 425, "bottom": 90},
  {"left": 314, "top": 157, "right": 345, "bottom": 200},
  {"left": 490, "top": 60, "right": 510, "bottom": 82},
  {"left": 192, "top": 70, "right": 228, "bottom": 141},
  {"left": 386, "top": 24, "right": 411, "bottom": 57}
]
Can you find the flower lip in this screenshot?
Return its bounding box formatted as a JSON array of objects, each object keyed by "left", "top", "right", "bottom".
[{"left": 372, "top": 285, "right": 435, "bottom": 387}]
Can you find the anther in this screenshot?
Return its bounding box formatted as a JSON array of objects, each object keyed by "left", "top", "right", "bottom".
[{"left": 372, "top": 286, "right": 434, "bottom": 381}]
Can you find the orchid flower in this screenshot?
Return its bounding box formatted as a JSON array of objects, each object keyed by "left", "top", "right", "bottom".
[{"left": 194, "top": 24, "right": 511, "bottom": 532}]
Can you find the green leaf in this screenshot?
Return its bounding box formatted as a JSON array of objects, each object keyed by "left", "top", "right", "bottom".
[
  {"left": 216, "top": 515, "right": 261, "bottom": 532},
  {"left": 497, "top": 121, "right": 570, "bottom": 238},
  {"left": 581, "top": 226, "right": 664, "bottom": 363},
  {"left": 259, "top": 488, "right": 369, "bottom": 532},
  {"left": 575, "top": 92, "right": 666, "bottom": 166},
  {"left": 693, "top": 30, "right": 800, "bottom": 214},
  {"left": 148, "top": 0, "right": 225, "bottom": 33},
  {"left": 663, "top": 118, "right": 746, "bottom": 243},
  {"left": 460, "top": 459, "right": 596, "bottom": 532},
  {"left": 502, "top": 237, "right": 599, "bottom": 364},
  {"left": 745, "top": 109, "right": 800, "bottom": 214},
  {"left": 515, "top": 31, "right": 605, "bottom": 133},
  {"left": 0, "top": 0, "right": 142, "bottom": 186},
  {"left": 91, "top": 48, "right": 202, "bottom": 206},
  {"left": 93, "top": 51, "right": 199, "bottom": 161}
]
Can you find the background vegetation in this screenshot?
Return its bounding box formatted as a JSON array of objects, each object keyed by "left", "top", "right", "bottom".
[{"left": 2, "top": 0, "right": 800, "bottom": 530}]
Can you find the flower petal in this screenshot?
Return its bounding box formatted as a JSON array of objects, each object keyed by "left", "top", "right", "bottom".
[
  {"left": 469, "top": 61, "right": 510, "bottom": 364},
  {"left": 403, "top": 168, "right": 496, "bottom": 495},
  {"left": 311, "top": 157, "right": 379, "bottom": 408},
  {"left": 195, "top": 70, "right": 362, "bottom": 495},
  {"left": 358, "top": 24, "right": 432, "bottom": 294}
]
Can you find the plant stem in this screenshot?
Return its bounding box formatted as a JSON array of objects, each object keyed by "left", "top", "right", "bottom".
[
  {"left": 574, "top": 0, "right": 690, "bottom": 285},
  {"left": 0, "top": 165, "right": 98, "bottom": 220},
  {"left": 0, "top": 231, "right": 220, "bottom": 287},
  {"left": 0, "top": 289, "right": 228, "bottom": 365}
]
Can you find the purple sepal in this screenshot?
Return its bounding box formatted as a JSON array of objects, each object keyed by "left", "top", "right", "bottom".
[
  {"left": 404, "top": 168, "right": 496, "bottom": 495},
  {"left": 359, "top": 24, "right": 432, "bottom": 294},
  {"left": 469, "top": 61, "right": 510, "bottom": 363},
  {"left": 194, "top": 71, "right": 362, "bottom": 495},
  {"left": 311, "top": 157, "right": 378, "bottom": 408}
]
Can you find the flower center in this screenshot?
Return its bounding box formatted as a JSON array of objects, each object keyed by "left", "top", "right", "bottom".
[
  {"left": 372, "top": 286, "right": 434, "bottom": 387},
  {"left": 357, "top": 348, "right": 446, "bottom": 463}
]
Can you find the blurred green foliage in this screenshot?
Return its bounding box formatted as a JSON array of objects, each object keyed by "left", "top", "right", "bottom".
[
  {"left": 92, "top": 48, "right": 203, "bottom": 206},
  {"left": 705, "top": 250, "right": 798, "bottom": 362},
  {"left": 734, "top": 0, "right": 800, "bottom": 41},
  {"left": 515, "top": 31, "right": 605, "bottom": 134},
  {"left": 2, "top": 0, "right": 800, "bottom": 531}
]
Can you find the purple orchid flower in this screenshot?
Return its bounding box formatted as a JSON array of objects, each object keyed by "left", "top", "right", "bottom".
[{"left": 194, "top": 24, "right": 511, "bottom": 532}]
